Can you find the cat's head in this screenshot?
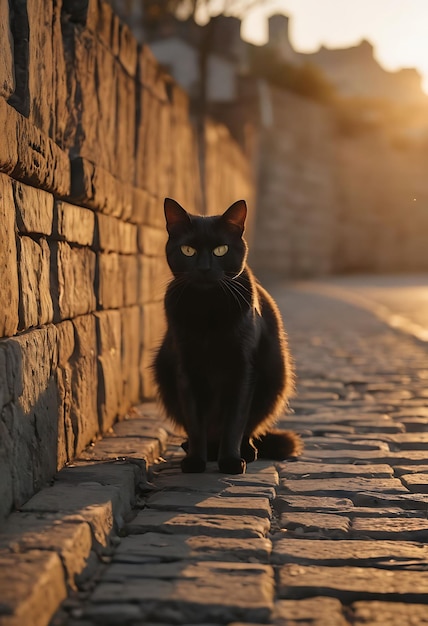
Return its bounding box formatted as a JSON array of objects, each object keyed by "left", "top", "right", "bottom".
[{"left": 164, "top": 198, "right": 248, "bottom": 288}]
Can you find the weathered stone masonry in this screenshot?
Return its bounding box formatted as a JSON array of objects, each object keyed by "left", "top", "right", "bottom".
[{"left": 0, "top": 0, "right": 253, "bottom": 522}]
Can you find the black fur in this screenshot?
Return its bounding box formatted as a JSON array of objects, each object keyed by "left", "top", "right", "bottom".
[{"left": 153, "top": 198, "right": 302, "bottom": 474}]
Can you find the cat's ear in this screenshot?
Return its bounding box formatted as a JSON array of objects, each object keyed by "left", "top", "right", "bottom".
[
  {"left": 164, "top": 198, "right": 191, "bottom": 233},
  {"left": 222, "top": 200, "right": 247, "bottom": 233}
]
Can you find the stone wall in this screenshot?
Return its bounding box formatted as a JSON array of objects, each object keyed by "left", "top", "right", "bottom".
[
  {"left": 0, "top": 0, "right": 253, "bottom": 522},
  {"left": 252, "top": 87, "right": 428, "bottom": 277},
  {"left": 252, "top": 90, "right": 336, "bottom": 277}
]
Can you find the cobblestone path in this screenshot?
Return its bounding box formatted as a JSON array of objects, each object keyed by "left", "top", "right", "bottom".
[{"left": 3, "top": 281, "right": 428, "bottom": 626}]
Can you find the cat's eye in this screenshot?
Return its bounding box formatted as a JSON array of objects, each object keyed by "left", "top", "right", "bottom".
[
  {"left": 181, "top": 245, "right": 197, "bottom": 257},
  {"left": 213, "top": 245, "right": 228, "bottom": 257}
]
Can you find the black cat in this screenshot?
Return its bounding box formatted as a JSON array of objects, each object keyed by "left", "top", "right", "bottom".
[{"left": 153, "top": 198, "right": 301, "bottom": 474}]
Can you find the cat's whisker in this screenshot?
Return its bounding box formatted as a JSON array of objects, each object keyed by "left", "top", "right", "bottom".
[
  {"left": 219, "top": 279, "right": 244, "bottom": 314},
  {"left": 223, "top": 277, "right": 252, "bottom": 309}
]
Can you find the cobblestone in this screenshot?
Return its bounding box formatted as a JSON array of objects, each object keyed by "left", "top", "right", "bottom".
[{"left": 3, "top": 280, "right": 428, "bottom": 625}]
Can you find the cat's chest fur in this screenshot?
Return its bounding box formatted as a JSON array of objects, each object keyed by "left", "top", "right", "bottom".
[{"left": 165, "top": 280, "right": 258, "bottom": 374}]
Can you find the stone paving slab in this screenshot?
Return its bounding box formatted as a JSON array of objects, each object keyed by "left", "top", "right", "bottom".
[
  {"left": 88, "top": 562, "right": 274, "bottom": 625},
  {"left": 350, "top": 517, "right": 428, "bottom": 541},
  {"left": 112, "top": 532, "right": 272, "bottom": 564},
  {"left": 272, "top": 538, "right": 428, "bottom": 566},
  {"left": 279, "top": 476, "right": 409, "bottom": 495},
  {"left": 279, "top": 512, "right": 350, "bottom": 538},
  {"left": 145, "top": 492, "right": 272, "bottom": 517},
  {"left": 124, "top": 509, "right": 271, "bottom": 538},
  {"left": 0, "top": 514, "right": 92, "bottom": 587},
  {"left": 278, "top": 564, "right": 428, "bottom": 602},
  {"left": 0, "top": 550, "right": 67, "bottom": 626},
  {"left": 400, "top": 472, "right": 428, "bottom": 492},
  {"left": 278, "top": 462, "right": 394, "bottom": 479},
  {"left": 273, "top": 597, "right": 350, "bottom": 626},
  {"left": 351, "top": 600, "right": 428, "bottom": 625}
]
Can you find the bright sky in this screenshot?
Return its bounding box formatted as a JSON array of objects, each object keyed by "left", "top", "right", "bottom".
[{"left": 240, "top": 0, "right": 428, "bottom": 93}]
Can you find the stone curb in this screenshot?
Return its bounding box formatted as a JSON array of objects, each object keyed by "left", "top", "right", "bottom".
[{"left": 0, "top": 403, "right": 168, "bottom": 626}]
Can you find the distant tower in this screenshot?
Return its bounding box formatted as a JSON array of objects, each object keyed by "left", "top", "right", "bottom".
[{"left": 267, "top": 14, "right": 297, "bottom": 64}]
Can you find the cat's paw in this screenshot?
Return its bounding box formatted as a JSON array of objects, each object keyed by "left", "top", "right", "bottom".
[
  {"left": 181, "top": 455, "right": 206, "bottom": 473},
  {"left": 241, "top": 439, "right": 257, "bottom": 463},
  {"left": 218, "top": 457, "right": 246, "bottom": 474}
]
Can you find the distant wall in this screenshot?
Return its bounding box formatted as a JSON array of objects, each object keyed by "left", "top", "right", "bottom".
[
  {"left": 0, "top": 0, "right": 253, "bottom": 521},
  {"left": 252, "top": 90, "right": 336, "bottom": 277},
  {"left": 252, "top": 86, "right": 428, "bottom": 277}
]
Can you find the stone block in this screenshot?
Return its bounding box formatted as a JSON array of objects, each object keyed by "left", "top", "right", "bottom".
[
  {"left": 145, "top": 492, "right": 272, "bottom": 518},
  {"left": 25, "top": 0, "right": 56, "bottom": 138},
  {"left": 0, "top": 513, "right": 93, "bottom": 589},
  {"left": 279, "top": 462, "right": 394, "bottom": 479},
  {"left": 56, "top": 320, "right": 75, "bottom": 371},
  {"left": 115, "top": 66, "right": 136, "bottom": 184},
  {"left": 0, "top": 0, "right": 15, "bottom": 99},
  {"left": 95, "top": 310, "right": 122, "bottom": 431},
  {"left": 113, "top": 532, "right": 271, "bottom": 564},
  {"left": 122, "top": 256, "right": 139, "bottom": 307},
  {"left": 79, "top": 432, "right": 163, "bottom": 467},
  {"left": 120, "top": 306, "right": 141, "bottom": 407},
  {"left": 118, "top": 21, "right": 138, "bottom": 76},
  {"left": 138, "top": 45, "right": 161, "bottom": 91},
  {"left": 0, "top": 326, "right": 60, "bottom": 511},
  {"left": 130, "top": 186, "right": 150, "bottom": 224},
  {"left": 271, "top": 538, "right": 428, "bottom": 567},
  {"left": 277, "top": 564, "right": 428, "bottom": 602},
  {"left": 13, "top": 108, "right": 71, "bottom": 196},
  {"left": 0, "top": 550, "right": 67, "bottom": 626},
  {"left": 90, "top": 562, "right": 272, "bottom": 624},
  {"left": 96, "top": 213, "right": 138, "bottom": 254},
  {"left": 97, "top": 252, "right": 123, "bottom": 310},
  {"left": 51, "top": 241, "right": 96, "bottom": 321},
  {"left": 138, "top": 255, "right": 169, "bottom": 305},
  {"left": 89, "top": 0, "right": 119, "bottom": 55},
  {"left": 70, "top": 314, "right": 99, "bottom": 454},
  {"left": 93, "top": 37, "right": 118, "bottom": 172},
  {"left": 140, "top": 302, "right": 165, "bottom": 398},
  {"left": 0, "top": 419, "right": 14, "bottom": 522},
  {"left": 53, "top": 200, "right": 95, "bottom": 246},
  {"left": 135, "top": 88, "right": 159, "bottom": 193},
  {"left": 137, "top": 224, "right": 167, "bottom": 256},
  {"left": 401, "top": 472, "right": 428, "bottom": 492},
  {"left": 70, "top": 157, "right": 132, "bottom": 219},
  {"left": 56, "top": 320, "right": 76, "bottom": 467},
  {"left": 351, "top": 516, "right": 428, "bottom": 541},
  {"left": 280, "top": 477, "right": 409, "bottom": 496},
  {"left": 125, "top": 509, "right": 270, "bottom": 538},
  {"left": 279, "top": 512, "right": 350, "bottom": 538},
  {"left": 56, "top": 363, "right": 74, "bottom": 469},
  {"left": 156, "top": 102, "right": 173, "bottom": 195},
  {"left": 352, "top": 600, "right": 428, "bottom": 626},
  {"left": 145, "top": 192, "right": 165, "bottom": 228},
  {"left": 274, "top": 598, "right": 348, "bottom": 626},
  {"left": 17, "top": 236, "right": 53, "bottom": 330},
  {"left": 0, "top": 173, "right": 19, "bottom": 337},
  {"left": 0, "top": 98, "right": 19, "bottom": 174},
  {"left": 13, "top": 179, "right": 53, "bottom": 235}
]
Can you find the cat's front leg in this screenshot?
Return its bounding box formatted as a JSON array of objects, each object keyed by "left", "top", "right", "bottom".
[
  {"left": 181, "top": 417, "right": 207, "bottom": 473},
  {"left": 218, "top": 378, "right": 253, "bottom": 475},
  {"left": 178, "top": 374, "right": 208, "bottom": 473}
]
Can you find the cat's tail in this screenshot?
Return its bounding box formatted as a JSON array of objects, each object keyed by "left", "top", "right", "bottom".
[{"left": 254, "top": 429, "right": 303, "bottom": 460}]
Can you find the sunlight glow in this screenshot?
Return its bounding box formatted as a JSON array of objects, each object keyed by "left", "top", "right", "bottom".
[{"left": 240, "top": 0, "right": 428, "bottom": 94}]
